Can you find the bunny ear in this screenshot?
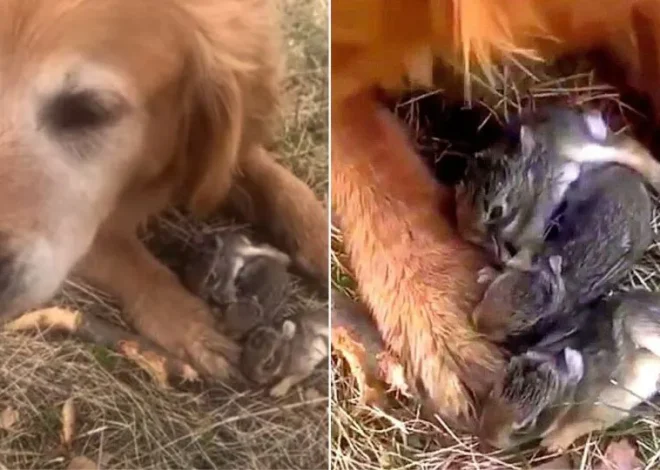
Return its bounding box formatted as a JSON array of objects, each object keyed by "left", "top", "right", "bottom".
[
  {"left": 561, "top": 347, "right": 584, "bottom": 383},
  {"left": 281, "top": 319, "right": 297, "bottom": 339},
  {"left": 548, "top": 255, "right": 563, "bottom": 276},
  {"left": 520, "top": 125, "right": 536, "bottom": 156},
  {"left": 583, "top": 109, "right": 609, "bottom": 141}
]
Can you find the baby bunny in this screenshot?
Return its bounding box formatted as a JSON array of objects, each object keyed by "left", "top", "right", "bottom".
[
  {"left": 478, "top": 346, "right": 584, "bottom": 449},
  {"left": 183, "top": 232, "right": 292, "bottom": 339},
  {"left": 456, "top": 104, "right": 659, "bottom": 267},
  {"left": 472, "top": 163, "right": 653, "bottom": 347},
  {"left": 479, "top": 290, "right": 660, "bottom": 452},
  {"left": 241, "top": 304, "right": 328, "bottom": 397}
]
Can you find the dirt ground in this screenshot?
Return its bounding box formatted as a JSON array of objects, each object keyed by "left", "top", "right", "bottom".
[{"left": 0, "top": 0, "right": 328, "bottom": 469}]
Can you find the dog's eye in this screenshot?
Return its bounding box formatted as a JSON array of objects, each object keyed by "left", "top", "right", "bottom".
[{"left": 43, "top": 90, "right": 119, "bottom": 132}]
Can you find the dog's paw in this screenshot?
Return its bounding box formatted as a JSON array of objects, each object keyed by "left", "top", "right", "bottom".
[{"left": 184, "top": 325, "right": 241, "bottom": 380}]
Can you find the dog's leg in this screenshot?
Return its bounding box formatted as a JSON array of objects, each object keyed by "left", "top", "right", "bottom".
[
  {"left": 75, "top": 231, "right": 241, "bottom": 380},
  {"left": 5, "top": 306, "right": 199, "bottom": 387},
  {"left": 332, "top": 90, "right": 504, "bottom": 428},
  {"left": 228, "top": 146, "right": 328, "bottom": 282}
]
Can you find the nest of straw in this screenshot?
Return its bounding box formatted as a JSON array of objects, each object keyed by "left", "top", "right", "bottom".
[
  {"left": 331, "top": 58, "right": 660, "bottom": 470},
  {"left": 0, "top": 210, "right": 329, "bottom": 470},
  {"left": 0, "top": 0, "right": 328, "bottom": 468}
]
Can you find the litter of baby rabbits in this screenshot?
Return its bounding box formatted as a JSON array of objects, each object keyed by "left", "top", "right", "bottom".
[{"left": 331, "top": 56, "right": 660, "bottom": 470}]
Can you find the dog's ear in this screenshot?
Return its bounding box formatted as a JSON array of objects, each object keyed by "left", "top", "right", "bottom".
[
  {"left": 179, "top": 1, "right": 281, "bottom": 216},
  {"left": 182, "top": 61, "right": 243, "bottom": 216}
]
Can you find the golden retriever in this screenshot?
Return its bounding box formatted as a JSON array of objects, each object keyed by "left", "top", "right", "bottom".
[
  {"left": 332, "top": 0, "right": 660, "bottom": 428},
  {"left": 0, "top": 0, "right": 328, "bottom": 379}
]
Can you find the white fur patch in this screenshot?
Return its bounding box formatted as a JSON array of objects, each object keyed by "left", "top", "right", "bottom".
[
  {"left": 282, "top": 319, "right": 297, "bottom": 339},
  {"left": 229, "top": 256, "right": 245, "bottom": 283},
  {"left": 520, "top": 125, "right": 536, "bottom": 155},
  {"left": 550, "top": 162, "right": 581, "bottom": 204},
  {"left": 564, "top": 143, "right": 618, "bottom": 164},
  {"left": 563, "top": 347, "right": 584, "bottom": 382},
  {"left": 636, "top": 336, "right": 660, "bottom": 357},
  {"left": 19, "top": 234, "right": 90, "bottom": 312},
  {"left": 621, "top": 356, "right": 660, "bottom": 401},
  {"left": 557, "top": 161, "right": 581, "bottom": 184},
  {"left": 598, "top": 353, "right": 660, "bottom": 410},
  {"left": 235, "top": 243, "right": 291, "bottom": 266},
  {"left": 583, "top": 111, "right": 609, "bottom": 141}
]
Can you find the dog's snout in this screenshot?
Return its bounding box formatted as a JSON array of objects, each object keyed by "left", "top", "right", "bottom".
[{"left": 0, "top": 233, "right": 51, "bottom": 322}]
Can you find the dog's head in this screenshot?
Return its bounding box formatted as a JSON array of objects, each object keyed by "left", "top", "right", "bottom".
[{"left": 0, "top": 0, "right": 280, "bottom": 320}]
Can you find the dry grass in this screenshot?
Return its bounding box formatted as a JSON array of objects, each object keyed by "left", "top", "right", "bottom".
[
  {"left": 331, "top": 58, "right": 660, "bottom": 469},
  {"left": 0, "top": 0, "right": 328, "bottom": 468}
]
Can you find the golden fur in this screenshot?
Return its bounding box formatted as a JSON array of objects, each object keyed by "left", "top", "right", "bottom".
[
  {"left": 331, "top": 0, "right": 660, "bottom": 427},
  {"left": 333, "top": 92, "right": 503, "bottom": 424},
  {"left": 0, "top": 0, "right": 328, "bottom": 379},
  {"left": 332, "top": 1, "right": 660, "bottom": 103}
]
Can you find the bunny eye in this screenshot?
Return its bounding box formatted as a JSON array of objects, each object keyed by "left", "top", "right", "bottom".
[{"left": 489, "top": 205, "right": 504, "bottom": 221}]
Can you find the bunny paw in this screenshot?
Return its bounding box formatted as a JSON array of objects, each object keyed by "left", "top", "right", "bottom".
[
  {"left": 541, "top": 433, "right": 574, "bottom": 454},
  {"left": 477, "top": 266, "right": 500, "bottom": 285}
]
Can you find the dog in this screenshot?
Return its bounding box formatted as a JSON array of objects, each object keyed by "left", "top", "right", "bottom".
[
  {"left": 331, "top": 0, "right": 660, "bottom": 428},
  {"left": 0, "top": 0, "right": 328, "bottom": 380}
]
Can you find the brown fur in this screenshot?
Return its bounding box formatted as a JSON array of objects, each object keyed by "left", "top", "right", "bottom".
[
  {"left": 332, "top": 0, "right": 660, "bottom": 103},
  {"left": 0, "top": 0, "right": 328, "bottom": 379},
  {"left": 332, "top": 91, "right": 503, "bottom": 425},
  {"left": 331, "top": 0, "right": 660, "bottom": 427}
]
